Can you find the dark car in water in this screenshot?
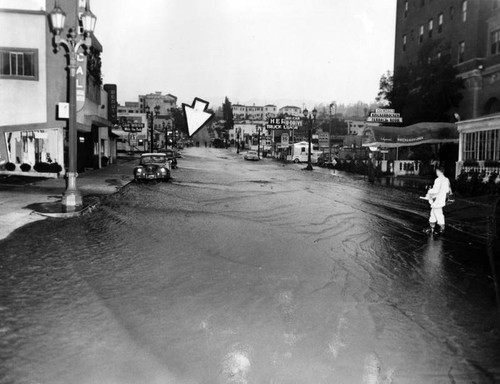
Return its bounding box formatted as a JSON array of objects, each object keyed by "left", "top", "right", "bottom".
[
  {"left": 317, "top": 153, "right": 337, "bottom": 168},
  {"left": 134, "top": 153, "right": 171, "bottom": 182}
]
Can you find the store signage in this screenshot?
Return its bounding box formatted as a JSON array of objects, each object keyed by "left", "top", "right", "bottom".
[
  {"left": 122, "top": 123, "right": 145, "bottom": 132},
  {"left": 75, "top": 52, "right": 86, "bottom": 111},
  {"left": 104, "top": 84, "right": 117, "bottom": 123},
  {"left": 318, "top": 132, "right": 329, "bottom": 148},
  {"left": 281, "top": 133, "right": 289, "bottom": 147},
  {"left": 367, "top": 108, "right": 403, "bottom": 123},
  {"left": 267, "top": 116, "right": 302, "bottom": 130}
]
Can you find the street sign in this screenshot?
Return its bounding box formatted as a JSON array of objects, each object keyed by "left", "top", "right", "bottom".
[
  {"left": 122, "top": 122, "right": 144, "bottom": 132},
  {"left": 281, "top": 133, "right": 289, "bottom": 147},
  {"left": 318, "top": 132, "right": 329, "bottom": 148}
]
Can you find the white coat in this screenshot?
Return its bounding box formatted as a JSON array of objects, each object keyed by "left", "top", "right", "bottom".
[{"left": 427, "top": 174, "right": 450, "bottom": 209}]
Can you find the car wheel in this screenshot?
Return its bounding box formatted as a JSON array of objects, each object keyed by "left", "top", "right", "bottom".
[{"left": 294, "top": 158, "right": 299, "bottom": 163}]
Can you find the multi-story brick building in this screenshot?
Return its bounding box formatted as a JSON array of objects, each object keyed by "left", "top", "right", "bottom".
[
  {"left": 138, "top": 92, "right": 177, "bottom": 116},
  {"left": 117, "top": 102, "right": 140, "bottom": 114},
  {"left": 394, "top": 0, "right": 500, "bottom": 119}
]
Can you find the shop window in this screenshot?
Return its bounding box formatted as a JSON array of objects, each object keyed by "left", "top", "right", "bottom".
[
  {"left": 438, "top": 13, "right": 443, "bottom": 33},
  {"left": 419, "top": 25, "right": 424, "bottom": 43},
  {"left": 0, "top": 47, "right": 38, "bottom": 80},
  {"left": 462, "top": 1, "right": 467, "bottom": 22},
  {"left": 428, "top": 19, "right": 433, "bottom": 38}
]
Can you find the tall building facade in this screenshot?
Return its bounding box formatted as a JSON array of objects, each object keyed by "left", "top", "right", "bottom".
[
  {"left": 394, "top": 0, "right": 500, "bottom": 119},
  {"left": 138, "top": 92, "right": 177, "bottom": 116}
]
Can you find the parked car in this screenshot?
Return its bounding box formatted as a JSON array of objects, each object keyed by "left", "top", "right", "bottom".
[
  {"left": 134, "top": 153, "right": 171, "bottom": 182},
  {"left": 165, "top": 149, "right": 178, "bottom": 168},
  {"left": 244, "top": 150, "right": 260, "bottom": 161},
  {"left": 317, "top": 153, "right": 337, "bottom": 168}
]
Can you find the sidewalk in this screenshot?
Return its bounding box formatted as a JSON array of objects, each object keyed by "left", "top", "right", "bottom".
[{"left": 0, "top": 156, "right": 138, "bottom": 240}]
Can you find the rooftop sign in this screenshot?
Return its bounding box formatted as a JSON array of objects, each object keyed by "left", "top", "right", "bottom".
[
  {"left": 267, "top": 116, "right": 302, "bottom": 130},
  {"left": 366, "top": 108, "right": 403, "bottom": 123}
]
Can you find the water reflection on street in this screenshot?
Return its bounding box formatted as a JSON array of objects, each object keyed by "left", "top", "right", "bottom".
[{"left": 1, "top": 147, "right": 499, "bottom": 384}]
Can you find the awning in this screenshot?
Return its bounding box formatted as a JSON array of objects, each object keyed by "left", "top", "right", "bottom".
[
  {"left": 362, "top": 122, "right": 458, "bottom": 148},
  {"left": 85, "top": 114, "right": 112, "bottom": 128}
]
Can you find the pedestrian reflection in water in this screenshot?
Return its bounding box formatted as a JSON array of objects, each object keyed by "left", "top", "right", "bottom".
[{"left": 422, "top": 237, "right": 444, "bottom": 281}]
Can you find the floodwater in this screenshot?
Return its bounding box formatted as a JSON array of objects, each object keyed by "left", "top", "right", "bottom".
[{"left": 1, "top": 147, "right": 499, "bottom": 384}]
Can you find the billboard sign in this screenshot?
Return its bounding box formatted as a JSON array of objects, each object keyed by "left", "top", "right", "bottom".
[
  {"left": 367, "top": 109, "right": 403, "bottom": 123},
  {"left": 267, "top": 116, "right": 303, "bottom": 130}
]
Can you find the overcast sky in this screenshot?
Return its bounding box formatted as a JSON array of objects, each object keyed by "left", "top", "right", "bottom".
[{"left": 91, "top": 0, "right": 396, "bottom": 108}]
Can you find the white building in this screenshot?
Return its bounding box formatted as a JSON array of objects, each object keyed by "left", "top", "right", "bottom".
[
  {"left": 279, "top": 106, "right": 302, "bottom": 117},
  {"left": 0, "top": 0, "right": 115, "bottom": 176}
]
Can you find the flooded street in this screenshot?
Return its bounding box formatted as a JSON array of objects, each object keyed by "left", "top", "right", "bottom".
[{"left": 1, "top": 147, "right": 499, "bottom": 384}]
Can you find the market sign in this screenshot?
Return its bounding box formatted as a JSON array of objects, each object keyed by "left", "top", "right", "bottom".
[
  {"left": 366, "top": 108, "right": 403, "bottom": 123},
  {"left": 267, "top": 116, "right": 303, "bottom": 130}
]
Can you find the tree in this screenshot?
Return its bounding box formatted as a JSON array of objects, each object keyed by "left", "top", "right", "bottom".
[
  {"left": 222, "top": 97, "right": 234, "bottom": 132},
  {"left": 170, "top": 107, "right": 187, "bottom": 136},
  {"left": 377, "top": 43, "right": 464, "bottom": 125}
]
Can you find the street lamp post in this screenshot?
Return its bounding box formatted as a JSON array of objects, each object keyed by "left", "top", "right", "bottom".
[
  {"left": 49, "top": 0, "right": 97, "bottom": 209},
  {"left": 329, "top": 102, "right": 336, "bottom": 161},
  {"left": 146, "top": 105, "right": 160, "bottom": 152},
  {"left": 302, "top": 107, "right": 317, "bottom": 171},
  {"left": 257, "top": 125, "right": 261, "bottom": 159}
]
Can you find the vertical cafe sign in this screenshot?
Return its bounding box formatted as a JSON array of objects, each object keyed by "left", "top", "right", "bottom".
[
  {"left": 104, "top": 84, "right": 117, "bottom": 123},
  {"left": 76, "top": 0, "right": 88, "bottom": 111}
]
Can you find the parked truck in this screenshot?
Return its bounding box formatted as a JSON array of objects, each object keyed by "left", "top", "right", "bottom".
[{"left": 289, "top": 141, "right": 321, "bottom": 164}]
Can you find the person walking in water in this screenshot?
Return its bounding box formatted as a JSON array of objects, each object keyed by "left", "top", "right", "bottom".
[{"left": 424, "top": 167, "right": 451, "bottom": 236}]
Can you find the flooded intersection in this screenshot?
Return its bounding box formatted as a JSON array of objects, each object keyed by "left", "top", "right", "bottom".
[{"left": 1, "top": 148, "right": 499, "bottom": 384}]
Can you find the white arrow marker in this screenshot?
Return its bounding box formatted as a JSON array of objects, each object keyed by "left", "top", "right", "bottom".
[{"left": 183, "top": 98, "right": 214, "bottom": 137}]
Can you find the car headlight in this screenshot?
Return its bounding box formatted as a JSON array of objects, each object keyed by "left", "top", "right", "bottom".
[
  {"left": 159, "top": 167, "right": 167, "bottom": 174},
  {"left": 135, "top": 168, "right": 144, "bottom": 174}
]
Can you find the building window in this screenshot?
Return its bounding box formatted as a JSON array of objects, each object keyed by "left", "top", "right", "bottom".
[
  {"left": 428, "top": 19, "right": 433, "bottom": 38},
  {"left": 450, "top": 6, "right": 454, "bottom": 20},
  {"left": 463, "top": 130, "right": 500, "bottom": 161},
  {"left": 491, "top": 30, "right": 500, "bottom": 55},
  {"left": 404, "top": 0, "right": 409, "bottom": 17},
  {"left": 419, "top": 25, "right": 424, "bottom": 43},
  {"left": 438, "top": 13, "right": 443, "bottom": 33},
  {"left": 0, "top": 47, "right": 38, "bottom": 80},
  {"left": 403, "top": 35, "right": 407, "bottom": 51},
  {"left": 458, "top": 41, "right": 465, "bottom": 63},
  {"left": 437, "top": 51, "right": 442, "bottom": 59},
  {"left": 462, "top": 1, "right": 467, "bottom": 22}
]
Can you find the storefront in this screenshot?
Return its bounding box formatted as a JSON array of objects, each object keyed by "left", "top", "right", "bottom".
[
  {"left": 0, "top": 127, "right": 65, "bottom": 176},
  {"left": 362, "top": 122, "right": 459, "bottom": 177},
  {"left": 456, "top": 114, "right": 500, "bottom": 179}
]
